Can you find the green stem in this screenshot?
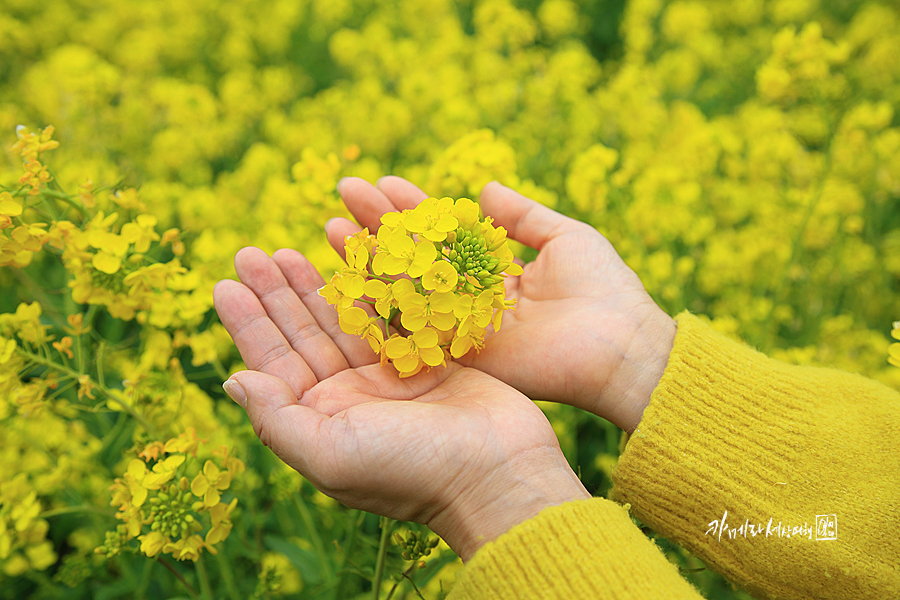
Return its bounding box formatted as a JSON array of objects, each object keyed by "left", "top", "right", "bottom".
[
  {"left": 41, "top": 188, "right": 89, "bottom": 220},
  {"left": 97, "top": 341, "right": 106, "bottom": 388},
  {"left": 195, "top": 554, "right": 213, "bottom": 600},
  {"left": 384, "top": 564, "right": 416, "bottom": 600},
  {"left": 293, "top": 494, "right": 334, "bottom": 582},
  {"left": 403, "top": 569, "right": 426, "bottom": 600},
  {"left": 137, "top": 556, "right": 154, "bottom": 600},
  {"left": 75, "top": 331, "right": 85, "bottom": 374},
  {"left": 16, "top": 346, "right": 156, "bottom": 436},
  {"left": 39, "top": 194, "right": 60, "bottom": 221},
  {"left": 39, "top": 504, "right": 115, "bottom": 519},
  {"left": 333, "top": 510, "right": 365, "bottom": 600},
  {"left": 9, "top": 269, "right": 69, "bottom": 331},
  {"left": 372, "top": 517, "right": 394, "bottom": 600},
  {"left": 158, "top": 557, "right": 198, "bottom": 599},
  {"left": 214, "top": 547, "right": 242, "bottom": 600},
  {"left": 100, "top": 410, "right": 129, "bottom": 448},
  {"left": 212, "top": 358, "right": 229, "bottom": 382}
]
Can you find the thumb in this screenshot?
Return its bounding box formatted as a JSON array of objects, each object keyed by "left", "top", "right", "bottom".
[
  {"left": 224, "top": 370, "right": 328, "bottom": 476},
  {"left": 479, "top": 181, "right": 588, "bottom": 251}
]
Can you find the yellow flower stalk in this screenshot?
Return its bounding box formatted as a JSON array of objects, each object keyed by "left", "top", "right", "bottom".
[{"left": 320, "top": 196, "right": 519, "bottom": 377}]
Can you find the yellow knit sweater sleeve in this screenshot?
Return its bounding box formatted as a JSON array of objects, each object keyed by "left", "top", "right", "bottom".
[
  {"left": 446, "top": 497, "right": 705, "bottom": 599},
  {"left": 610, "top": 312, "right": 900, "bottom": 599},
  {"left": 448, "top": 312, "right": 900, "bottom": 599}
]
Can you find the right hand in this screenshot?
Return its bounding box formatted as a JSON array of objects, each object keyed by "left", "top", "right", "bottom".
[{"left": 327, "top": 177, "right": 677, "bottom": 431}]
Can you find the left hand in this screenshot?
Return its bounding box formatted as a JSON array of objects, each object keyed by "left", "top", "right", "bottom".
[{"left": 213, "top": 247, "right": 590, "bottom": 560}]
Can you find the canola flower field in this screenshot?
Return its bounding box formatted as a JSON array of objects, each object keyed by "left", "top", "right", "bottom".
[{"left": 1, "top": 0, "right": 899, "bottom": 598}]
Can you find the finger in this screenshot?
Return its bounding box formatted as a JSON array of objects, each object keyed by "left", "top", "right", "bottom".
[
  {"left": 224, "top": 370, "right": 328, "bottom": 479},
  {"left": 213, "top": 279, "right": 316, "bottom": 398},
  {"left": 503, "top": 272, "right": 520, "bottom": 298},
  {"left": 325, "top": 217, "right": 363, "bottom": 259},
  {"left": 336, "top": 177, "right": 399, "bottom": 232},
  {"left": 479, "top": 181, "right": 590, "bottom": 251},
  {"left": 233, "top": 247, "right": 353, "bottom": 381},
  {"left": 376, "top": 176, "right": 428, "bottom": 210},
  {"left": 272, "top": 248, "right": 380, "bottom": 368}
]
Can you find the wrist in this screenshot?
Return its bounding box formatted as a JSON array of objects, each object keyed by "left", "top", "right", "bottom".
[
  {"left": 595, "top": 306, "right": 677, "bottom": 433},
  {"left": 427, "top": 446, "right": 590, "bottom": 562}
]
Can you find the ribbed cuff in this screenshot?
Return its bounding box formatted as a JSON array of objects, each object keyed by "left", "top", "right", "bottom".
[
  {"left": 610, "top": 312, "right": 900, "bottom": 600},
  {"left": 448, "top": 498, "right": 702, "bottom": 600}
]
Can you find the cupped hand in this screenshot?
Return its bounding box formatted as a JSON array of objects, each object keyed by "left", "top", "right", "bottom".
[
  {"left": 327, "top": 177, "right": 677, "bottom": 431},
  {"left": 213, "top": 247, "right": 589, "bottom": 560}
]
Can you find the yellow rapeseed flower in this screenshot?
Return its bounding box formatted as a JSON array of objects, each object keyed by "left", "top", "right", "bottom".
[{"left": 384, "top": 328, "right": 445, "bottom": 377}]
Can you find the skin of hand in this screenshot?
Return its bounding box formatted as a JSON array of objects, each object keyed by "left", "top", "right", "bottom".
[
  {"left": 213, "top": 246, "right": 590, "bottom": 561},
  {"left": 326, "top": 177, "right": 677, "bottom": 432}
]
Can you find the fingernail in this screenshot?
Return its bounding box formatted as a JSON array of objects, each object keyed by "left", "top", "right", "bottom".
[
  {"left": 336, "top": 177, "right": 349, "bottom": 194},
  {"left": 223, "top": 379, "right": 246, "bottom": 409}
]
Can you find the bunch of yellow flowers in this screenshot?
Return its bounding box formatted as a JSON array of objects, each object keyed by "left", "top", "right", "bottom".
[
  {"left": 319, "top": 197, "right": 521, "bottom": 377},
  {"left": 99, "top": 429, "right": 244, "bottom": 563}
]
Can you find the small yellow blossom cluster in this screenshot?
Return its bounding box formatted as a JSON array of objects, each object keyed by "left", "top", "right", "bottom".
[
  {"left": 0, "top": 474, "right": 57, "bottom": 576},
  {"left": 100, "top": 429, "right": 244, "bottom": 562},
  {"left": 320, "top": 197, "right": 521, "bottom": 377},
  {"left": 49, "top": 209, "right": 187, "bottom": 322},
  {"left": 0, "top": 127, "right": 60, "bottom": 268},
  {"left": 0, "top": 302, "right": 53, "bottom": 417},
  {"left": 11, "top": 125, "right": 59, "bottom": 196},
  {"left": 889, "top": 322, "right": 900, "bottom": 368}
]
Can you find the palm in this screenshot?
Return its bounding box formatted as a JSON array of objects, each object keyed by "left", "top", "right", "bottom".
[
  {"left": 462, "top": 226, "right": 660, "bottom": 412},
  {"left": 278, "top": 363, "right": 559, "bottom": 523},
  {"left": 212, "top": 246, "right": 569, "bottom": 544}
]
